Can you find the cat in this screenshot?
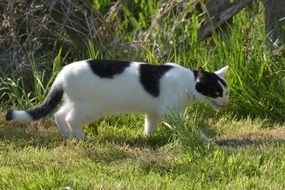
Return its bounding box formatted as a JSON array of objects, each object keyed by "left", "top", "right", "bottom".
[{"left": 5, "top": 59, "right": 229, "bottom": 139}]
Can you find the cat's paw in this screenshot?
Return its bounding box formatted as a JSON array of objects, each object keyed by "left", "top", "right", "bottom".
[{"left": 200, "top": 131, "right": 209, "bottom": 142}]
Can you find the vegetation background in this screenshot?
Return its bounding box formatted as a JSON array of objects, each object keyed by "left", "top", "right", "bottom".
[{"left": 0, "top": 0, "right": 285, "bottom": 189}]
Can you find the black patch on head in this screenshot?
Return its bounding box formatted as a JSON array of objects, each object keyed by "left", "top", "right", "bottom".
[
  {"left": 139, "top": 64, "right": 173, "bottom": 97},
  {"left": 195, "top": 70, "right": 227, "bottom": 98},
  {"left": 5, "top": 109, "right": 13, "bottom": 121},
  {"left": 87, "top": 59, "right": 131, "bottom": 78}
]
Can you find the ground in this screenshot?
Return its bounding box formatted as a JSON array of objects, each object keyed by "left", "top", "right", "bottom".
[{"left": 0, "top": 113, "right": 285, "bottom": 189}]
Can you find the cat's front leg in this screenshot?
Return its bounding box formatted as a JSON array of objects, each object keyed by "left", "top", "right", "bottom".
[{"left": 144, "top": 113, "right": 162, "bottom": 136}]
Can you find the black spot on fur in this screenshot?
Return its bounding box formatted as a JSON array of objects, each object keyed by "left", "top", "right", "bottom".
[
  {"left": 139, "top": 64, "right": 173, "bottom": 97},
  {"left": 27, "top": 84, "right": 64, "bottom": 120},
  {"left": 87, "top": 59, "right": 131, "bottom": 78},
  {"left": 5, "top": 109, "right": 13, "bottom": 121},
  {"left": 195, "top": 71, "right": 227, "bottom": 98}
]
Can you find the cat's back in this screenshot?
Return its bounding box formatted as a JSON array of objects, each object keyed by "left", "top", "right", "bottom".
[
  {"left": 61, "top": 59, "right": 140, "bottom": 78},
  {"left": 60, "top": 60, "right": 194, "bottom": 89},
  {"left": 59, "top": 60, "right": 143, "bottom": 96},
  {"left": 60, "top": 59, "right": 181, "bottom": 80}
]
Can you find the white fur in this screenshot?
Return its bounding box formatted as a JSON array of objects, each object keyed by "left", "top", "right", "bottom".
[
  {"left": 12, "top": 61, "right": 229, "bottom": 139},
  {"left": 10, "top": 111, "right": 32, "bottom": 121}
]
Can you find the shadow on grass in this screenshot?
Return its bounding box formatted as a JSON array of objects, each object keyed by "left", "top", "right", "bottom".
[
  {"left": 3, "top": 121, "right": 285, "bottom": 150},
  {"left": 0, "top": 122, "right": 136, "bottom": 164},
  {"left": 0, "top": 121, "right": 63, "bottom": 148},
  {"left": 215, "top": 138, "right": 285, "bottom": 148},
  {"left": 94, "top": 128, "right": 174, "bottom": 150},
  {"left": 0, "top": 119, "right": 174, "bottom": 151}
]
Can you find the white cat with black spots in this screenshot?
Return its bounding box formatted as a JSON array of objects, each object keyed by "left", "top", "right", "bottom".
[{"left": 6, "top": 59, "right": 229, "bottom": 139}]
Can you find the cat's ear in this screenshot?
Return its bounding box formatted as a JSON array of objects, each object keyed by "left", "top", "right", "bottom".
[
  {"left": 215, "top": 66, "right": 229, "bottom": 78},
  {"left": 197, "top": 67, "right": 206, "bottom": 83}
]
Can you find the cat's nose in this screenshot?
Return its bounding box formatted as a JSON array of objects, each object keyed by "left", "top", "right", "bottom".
[{"left": 221, "top": 101, "right": 228, "bottom": 109}]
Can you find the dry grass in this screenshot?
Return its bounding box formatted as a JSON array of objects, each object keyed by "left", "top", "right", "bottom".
[
  {"left": 0, "top": 0, "right": 117, "bottom": 73},
  {"left": 214, "top": 118, "right": 285, "bottom": 147},
  {"left": 221, "top": 126, "right": 285, "bottom": 141},
  {"left": 0, "top": 0, "right": 202, "bottom": 73}
]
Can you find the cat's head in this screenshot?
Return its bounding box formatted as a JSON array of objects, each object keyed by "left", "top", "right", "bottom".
[{"left": 194, "top": 66, "right": 229, "bottom": 109}]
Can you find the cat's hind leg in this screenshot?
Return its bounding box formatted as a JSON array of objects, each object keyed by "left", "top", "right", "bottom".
[
  {"left": 54, "top": 104, "right": 71, "bottom": 138},
  {"left": 65, "top": 108, "right": 88, "bottom": 139},
  {"left": 65, "top": 103, "right": 101, "bottom": 139},
  {"left": 144, "top": 113, "right": 162, "bottom": 136}
]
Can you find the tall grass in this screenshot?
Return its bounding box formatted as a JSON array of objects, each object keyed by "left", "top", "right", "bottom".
[
  {"left": 164, "top": 106, "right": 211, "bottom": 159},
  {"left": 0, "top": 50, "right": 63, "bottom": 109},
  {"left": 217, "top": 10, "right": 285, "bottom": 122}
]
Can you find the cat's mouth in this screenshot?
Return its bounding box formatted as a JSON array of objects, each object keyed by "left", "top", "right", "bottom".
[
  {"left": 208, "top": 100, "right": 227, "bottom": 109},
  {"left": 214, "top": 103, "right": 226, "bottom": 109}
]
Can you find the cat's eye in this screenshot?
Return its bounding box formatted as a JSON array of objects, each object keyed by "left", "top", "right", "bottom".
[{"left": 215, "top": 91, "right": 221, "bottom": 96}]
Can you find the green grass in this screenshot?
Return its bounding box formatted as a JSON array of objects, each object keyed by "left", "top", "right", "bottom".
[
  {"left": 1, "top": 1, "right": 285, "bottom": 189},
  {"left": 1, "top": 113, "right": 285, "bottom": 189}
]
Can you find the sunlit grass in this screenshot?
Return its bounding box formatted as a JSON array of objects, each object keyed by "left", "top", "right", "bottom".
[
  {"left": 1, "top": 113, "right": 285, "bottom": 189},
  {"left": 0, "top": 1, "right": 285, "bottom": 189}
]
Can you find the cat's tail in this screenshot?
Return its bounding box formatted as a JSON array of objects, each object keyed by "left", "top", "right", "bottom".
[{"left": 5, "top": 81, "right": 64, "bottom": 122}]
